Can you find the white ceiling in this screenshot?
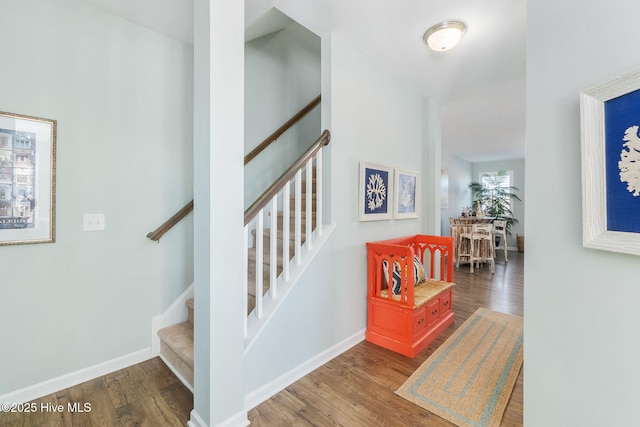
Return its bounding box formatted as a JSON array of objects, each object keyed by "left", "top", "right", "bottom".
[{"left": 83, "top": 0, "right": 526, "bottom": 163}]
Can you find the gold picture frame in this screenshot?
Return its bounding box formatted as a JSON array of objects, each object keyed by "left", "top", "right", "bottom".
[{"left": 0, "top": 111, "right": 56, "bottom": 246}]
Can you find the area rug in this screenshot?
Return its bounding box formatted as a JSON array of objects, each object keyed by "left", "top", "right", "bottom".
[{"left": 396, "top": 308, "right": 523, "bottom": 427}]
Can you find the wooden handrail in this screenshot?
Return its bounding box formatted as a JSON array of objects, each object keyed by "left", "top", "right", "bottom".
[
  {"left": 147, "top": 200, "right": 194, "bottom": 242},
  {"left": 244, "top": 95, "right": 321, "bottom": 165},
  {"left": 147, "top": 129, "right": 330, "bottom": 240},
  {"left": 148, "top": 97, "right": 323, "bottom": 241},
  {"left": 244, "top": 129, "right": 331, "bottom": 225}
]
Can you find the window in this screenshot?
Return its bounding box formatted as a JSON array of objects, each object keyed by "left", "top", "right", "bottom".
[
  {"left": 480, "top": 170, "right": 514, "bottom": 192},
  {"left": 14, "top": 137, "right": 31, "bottom": 149},
  {"left": 477, "top": 170, "right": 517, "bottom": 217}
]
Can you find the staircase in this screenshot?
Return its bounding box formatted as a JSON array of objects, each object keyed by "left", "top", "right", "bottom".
[
  {"left": 156, "top": 168, "right": 319, "bottom": 389},
  {"left": 153, "top": 126, "right": 330, "bottom": 392},
  {"left": 157, "top": 298, "right": 194, "bottom": 388},
  {"left": 247, "top": 173, "right": 316, "bottom": 314}
]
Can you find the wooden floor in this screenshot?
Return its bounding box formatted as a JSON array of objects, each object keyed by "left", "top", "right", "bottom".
[
  {"left": 1, "top": 251, "right": 523, "bottom": 427},
  {"left": 0, "top": 357, "right": 192, "bottom": 427},
  {"left": 247, "top": 251, "right": 524, "bottom": 427}
]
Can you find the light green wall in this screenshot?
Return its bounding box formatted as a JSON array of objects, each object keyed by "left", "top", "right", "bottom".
[
  {"left": 0, "top": 0, "right": 193, "bottom": 395},
  {"left": 245, "top": 31, "right": 428, "bottom": 393},
  {"left": 244, "top": 22, "right": 321, "bottom": 208},
  {"left": 440, "top": 150, "right": 472, "bottom": 237},
  {"left": 527, "top": 0, "right": 640, "bottom": 425}
]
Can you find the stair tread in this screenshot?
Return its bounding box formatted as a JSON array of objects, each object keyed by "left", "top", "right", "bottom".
[
  {"left": 158, "top": 321, "right": 193, "bottom": 367},
  {"left": 251, "top": 227, "right": 306, "bottom": 240},
  {"left": 247, "top": 247, "right": 285, "bottom": 267},
  {"left": 186, "top": 298, "right": 194, "bottom": 310}
]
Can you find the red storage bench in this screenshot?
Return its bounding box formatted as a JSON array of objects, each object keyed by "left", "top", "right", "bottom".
[{"left": 366, "top": 235, "right": 455, "bottom": 357}]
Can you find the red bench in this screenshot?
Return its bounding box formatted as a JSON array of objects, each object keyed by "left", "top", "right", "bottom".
[{"left": 366, "top": 235, "right": 455, "bottom": 357}]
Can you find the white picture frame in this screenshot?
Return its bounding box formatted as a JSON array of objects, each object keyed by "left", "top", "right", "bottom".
[
  {"left": 580, "top": 66, "right": 640, "bottom": 256},
  {"left": 359, "top": 162, "right": 393, "bottom": 221},
  {"left": 394, "top": 168, "right": 419, "bottom": 219}
]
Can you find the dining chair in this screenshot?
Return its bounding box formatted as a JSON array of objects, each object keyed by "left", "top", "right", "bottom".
[
  {"left": 470, "top": 223, "right": 495, "bottom": 274},
  {"left": 493, "top": 220, "right": 508, "bottom": 262},
  {"left": 456, "top": 224, "right": 472, "bottom": 268}
]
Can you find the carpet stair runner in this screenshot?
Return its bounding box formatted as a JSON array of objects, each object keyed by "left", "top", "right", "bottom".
[
  {"left": 247, "top": 176, "right": 316, "bottom": 314},
  {"left": 157, "top": 173, "right": 316, "bottom": 388},
  {"left": 157, "top": 297, "right": 194, "bottom": 387}
]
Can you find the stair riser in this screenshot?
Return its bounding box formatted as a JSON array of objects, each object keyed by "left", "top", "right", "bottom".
[
  {"left": 157, "top": 317, "right": 194, "bottom": 389},
  {"left": 252, "top": 232, "right": 306, "bottom": 246},
  {"left": 160, "top": 341, "right": 194, "bottom": 387},
  {"left": 247, "top": 255, "right": 284, "bottom": 274},
  {"left": 251, "top": 233, "right": 305, "bottom": 255},
  {"left": 289, "top": 196, "right": 317, "bottom": 209},
  {"left": 276, "top": 215, "right": 316, "bottom": 231},
  {"left": 186, "top": 298, "right": 194, "bottom": 325}
]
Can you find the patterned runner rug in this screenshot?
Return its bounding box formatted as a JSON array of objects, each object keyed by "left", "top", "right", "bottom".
[{"left": 396, "top": 308, "right": 523, "bottom": 427}]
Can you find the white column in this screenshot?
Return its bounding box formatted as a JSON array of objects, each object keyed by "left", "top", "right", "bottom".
[
  {"left": 422, "top": 97, "right": 442, "bottom": 236},
  {"left": 192, "top": 0, "right": 246, "bottom": 426}
]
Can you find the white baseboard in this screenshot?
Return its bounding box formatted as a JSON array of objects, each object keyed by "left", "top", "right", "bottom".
[
  {"left": 188, "top": 409, "right": 249, "bottom": 427},
  {"left": 152, "top": 283, "right": 194, "bottom": 354},
  {"left": 0, "top": 348, "right": 152, "bottom": 404},
  {"left": 244, "top": 327, "right": 366, "bottom": 410},
  {"left": 188, "top": 409, "right": 208, "bottom": 427}
]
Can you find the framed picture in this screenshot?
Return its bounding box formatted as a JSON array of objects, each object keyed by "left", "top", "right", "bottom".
[
  {"left": 0, "top": 111, "right": 56, "bottom": 246},
  {"left": 394, "top": 168, "right": 420, "bottom": 219},
  {"left": 580, "top": 66, "right": 640, "bottom": 256},
  {"left": 359, "top": 162, "right": 393, "bottom": 221}
]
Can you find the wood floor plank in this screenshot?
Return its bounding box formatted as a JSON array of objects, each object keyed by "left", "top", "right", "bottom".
[
  {"left": 0, "top": 357, "right": 193, "bottom": 427},
  {"left": 248, "top": 251, "right": 524, "bottom": 426},
  {"left": 1, "top": 252, "right": 523, "bottom": 427}
]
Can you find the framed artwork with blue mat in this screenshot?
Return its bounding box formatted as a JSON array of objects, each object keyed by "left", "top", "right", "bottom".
[
  {"left": 581, "top": 67, "right": 640, "bottom": 255},
  {"left": 359, "top": 162, "right": 393, "bottom": 221},
  {"left": 394, "top": 168, "right": 419, "bottom": 219}
]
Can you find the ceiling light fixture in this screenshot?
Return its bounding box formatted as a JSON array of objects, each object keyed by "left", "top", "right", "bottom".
[{"left": 423, "top": 21, "right": 467, "bottom": 52}]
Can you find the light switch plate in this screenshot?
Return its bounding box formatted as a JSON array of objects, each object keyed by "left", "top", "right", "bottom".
[{"left": 83, "top": 213, "right": 105, "bottom": 231}]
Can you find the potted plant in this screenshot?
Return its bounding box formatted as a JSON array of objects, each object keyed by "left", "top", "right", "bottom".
[{"left": 468, "top": 171, "right": 521, "bottom": 238}]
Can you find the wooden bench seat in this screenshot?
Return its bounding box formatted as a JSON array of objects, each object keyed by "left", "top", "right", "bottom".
[
  {"left": 379, "top": 279, "right": 454, "bottom": 308},
  {"left": 366, "top": 235, "right": 455, "bottom": 357}
]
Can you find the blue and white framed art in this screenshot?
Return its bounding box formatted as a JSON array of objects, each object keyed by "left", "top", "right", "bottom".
[
  {"left": 394, "top": 168, "right": 419, "bottom": 219},
  {"left": 359, "top": 162, "right": 393, "bottom": 221},
  {"left": 581, "top": 66, "right": 640, "bottom": 255}
]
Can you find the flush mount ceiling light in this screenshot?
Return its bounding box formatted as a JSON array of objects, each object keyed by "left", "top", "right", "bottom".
[{"left": 423, "top": 21, "right": 467, "bottom": 52}]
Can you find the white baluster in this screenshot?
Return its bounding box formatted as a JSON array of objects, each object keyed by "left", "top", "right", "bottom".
[
  {"left": 283, "top": 181, "right": 291, "bottom": 280},
  {"left": 270, "top": 195, "right": 278, "bottom": 299},
  {"left": 295, "top": 170, "right": 302, "bottom": 265},
  {"left": 305, "top": 159, "right": 313, "bottom": 250},
  {"left": 255, "top": 210, "right": 264, "bottom": 318},
  {"left": 316, "top": 151, "right": 323, "bottom": 236},
  {"left": 243, "top": 223, "right": 249, "bottom": 338}
]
